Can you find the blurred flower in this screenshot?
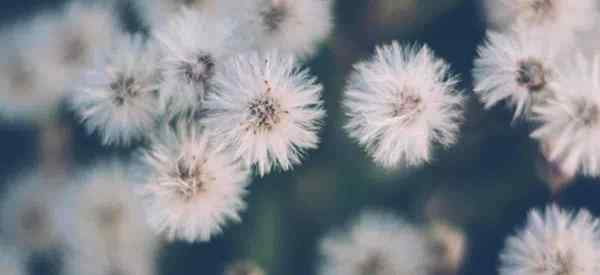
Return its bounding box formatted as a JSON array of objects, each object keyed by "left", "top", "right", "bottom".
[
  {"left": 134, "top": 0, "right": 211, "bottom": 28},
  {"left": 0, "top": 243, "right": 25, "bottom": 275},
  {"left": 154, "top": 8, "right": 250, "bottom": 116},
  {"left": 319, "top": 210, "right": 434, "bottom": 275},
  {"left": 203, "top": 51, "right": 325, "bottom": 176},
  {"left": 499, "top": 205, "right": 600, "bottom": 275},
  {"left": 428, "top": 222, "right": 467, "bottom": 275},
  {"left": 0, "top": 172, "right": 64, "bottom": 253},
  {"left": 70, "top": 34, "right": 161, "bottom": 146},
  {"left": 142, "top": 123, "right": 250, "bottom": 242},
  {"left": 531, "top": 54, "right": 600, "bottom": 176},
  {"left": 483, "top": 0, "right": 598, "bottom": 39},
  {"left": 224, "top": 260, "right": 266, "bottom": 275},
  {"left": 344, "top": 42, "right": 464, "bottom": 168},
  {"left": 60, "top": 162, "right": 158, "bottom": 275},
  {"left": 473, "top": 31, "right": 561, "bottom": 119}
]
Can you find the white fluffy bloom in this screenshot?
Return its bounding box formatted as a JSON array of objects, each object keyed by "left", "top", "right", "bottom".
[
  {"left": 70, "top": 34, "right": 161, "bottom": 146},
  {"left": 154, "top": 8, "right": 249, "bottom": 115},
  {"left": 473, "top": 31, "right": 562, "bottom": 119},
  {"left": 483, "top": 0, "right": 598, "bottom": 38},
  {"left": 225, "top": 0, "right": 333, "bottom": 58},
  {"left": 203, "top": 51, "right": 325, "bottom": 176},
  {"left": 0, "top": 173, "right": 64, "bottom": 253},
  {"left": 60, "top": 162, "right": 158, "bottom": 275},
  {"left": 0, "top": 244, "right": 25, "bottom": 275},
  {"left": 319, "top": 210, "right": 434, "bottom": 275},
  {"left": 499, "top": 205, "right": 600, "bottom": 275},
  {"left": 531, "top": 55, "right": 600, "bottom": 176},
  {"left": 142, "top": 124, "right": 250, "bottom": 242},
  {"left": 344, "top": 42, "right": 464, "bottom": 168}
]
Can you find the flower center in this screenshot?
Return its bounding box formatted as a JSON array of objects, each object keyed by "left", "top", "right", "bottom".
[
  {"left": 95, "top": 203, "right": 123, "bottom": 227},
  {"left": 576, "top": 101, "right": 600, "bottom": 127},
  {"left": 110, "top": 74, "right": 139, "bottom": 106},
  {"left": 522, "top": 0, "right": 555, "bottom": 23},
  {"left": 516, "top": 59, "right": 546, "bottom": 92},
  {"left": 391, "top": 90, "right": 423, "bottom": 124},
  {"left": 170, "top": 156, "right": 214, "bottom": 200},
  {"left": 247, "top": 80, "right": 285, "bottom": 133},
  {"left": 261, "top": 0, "right": 287, "bottom": 32},
  {"left": 358, "top": 253, "right": 385, "bottom": 275},
  {"left": 180, "top": 54, "right": 215, "bottom": 86}
]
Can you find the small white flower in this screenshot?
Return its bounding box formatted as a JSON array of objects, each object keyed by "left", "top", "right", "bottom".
[
  {"left": 473, "top": 31, "right": 562, "bottom": 119},
  {"left": 60, "top": 162, "right": 158, "bottom": 275},
  {"left": 483, "top": 0, "right": 598, "bottom": 37},
  {"left": 0, "top": 172, "right": 64, "bottom": 253},
  {"left": 203, "top": 51, "right": 325, "bottom": 176},
  {"left": 531, "top": 54, "right": 600, "bottom": 176},
  {"left": 228, "top": 0, "right": 333, "bottom": 58},
  {"left": 154, "top": 8, "right": 249, "bottom": 115},
  {"left": 319, "top": 210, "right": 434, "bottom": 275},
  {"left": 499, "top": 205, "right": 600, "bottom": 275},
  {"left": 344, "top": 42, "right": 464, "bottom": 168},
  {"left": 70, "top": 34, "right": 161, "bottom": 146},
  {"left": 0, "top": 243, "right": 25, "bottom": 275},
  {"left": 142, "top": 123, "right": 250, "bottom": 242}
]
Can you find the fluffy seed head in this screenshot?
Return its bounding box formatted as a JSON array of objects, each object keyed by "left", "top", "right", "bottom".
[
  {"left": 319, "top": 210, "right": 434, "bottom": 275},
  {"left": 142, "top": 123, "right": 250, "bottom": 242},
  {"left": 530, "top": 54, "right": 600, "bottom": 176},
  {"left": 71, "top": 34, "right": 161, "bottom": 145},
  {"left": 499, "top": 205, "right": 600, "bottom": 275},
  {"left": 203, "top": 51, "right": 325, "bottom": 176},
  {"left": 473, "top": 31, "right": 561, "bottom": 119},
  {"left": 344, "top": 42, "right": 464, "bottom": 168}
]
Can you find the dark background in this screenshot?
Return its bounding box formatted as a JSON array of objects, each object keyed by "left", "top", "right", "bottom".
[{"left": 1, "top": 1, "right": 599, "bottom": 275}]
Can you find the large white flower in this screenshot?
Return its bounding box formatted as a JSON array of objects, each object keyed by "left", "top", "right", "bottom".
[
  {"left": 499, "top": 205, "right": 600, "bottom": 275},
  {"left": 344, "top": 42, "right": 464, "bottom": 168},
  {"left": 203, "top": 51, "right": 325, "bottom": 176},
  {"left": 142, "top": 124, "right": 250, "bottom": 242}
]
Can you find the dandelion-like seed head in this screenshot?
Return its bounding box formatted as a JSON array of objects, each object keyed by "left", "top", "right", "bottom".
[
  {"left": 344, "top": 42, "right": 464, "bottom": 168},
  {"left": 142, "top": 123, "right": 250, "bottom": 242},
  {"left": 499, "top": 205, "right": 600, "bottom": 275},
  {"left": 179, "top": 53, "right": 216, "bottom": 86},
  {"left": 203, "top": 51, "right": 325, "bottom": 176}
]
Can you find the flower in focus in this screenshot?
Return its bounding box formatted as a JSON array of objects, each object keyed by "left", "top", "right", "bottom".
[
  {"left": 142, "top": 123, "right": 250, "bottom": 242},
  {"left": 499, "top": 205, "right": 600, "bottom": 275},
  {"left": 70, "top": 34, "right": 161, "bottom": 146},
  {"left": 319, "top": 210, "right": 434, "bottom": 275},
  {"left": 203, "top": 51, "right": 325, "bottom": 176},
  {"left": 344, "top": 42, "right": 464, "bottom": 168}
]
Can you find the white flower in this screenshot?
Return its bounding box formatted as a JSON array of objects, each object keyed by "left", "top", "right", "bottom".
[
  {"left": 225, "top": 0, "right": 333, "bottom": 58},
  {"left": 344, "top": 42, "right": 464, "bottom": 168},
  {"left": 0, "top": 243, "right": 25, "bottom": 275},
  {"left": 483, "top": 0, "right": 598, "bottom": 37},
  {"left": 70, "top": 34, "right": 161, "bottom": 146},
  {"left": 203, "top": 51, "right": 325, "bottom": 176},
  {"left": 142, "top": 124, "right": 250, "bottom": 242},
  {"left": 499, "top": 205, "right": 600, "bottom": 275},
  {"left": 0, "top": 172, "right": 64, "bottom": 253},
  {"left": 154, "top": 8, "right": 250, "bottom": 115},
  {"left": 319, "top": 210, "right": 434, "bottom": 275},
  {"left": 60, "top": 162, "right": 158, "bottom": 275},
  {"left": 473, "top": 31, "right": 562, "bottom": 119},
  {"left": 531, "top": 54, "right": 600, "bottom": 176}
]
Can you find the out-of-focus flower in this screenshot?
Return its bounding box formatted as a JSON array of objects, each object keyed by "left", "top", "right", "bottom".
[
  {"left": 319, "top": 210, "right": 434, "bottom": 275},
  {"left": 228, "top": 0, "right": 333, "bottom": 58},
  {"left": 531, "top": 54, "right": 600, "bottom": 177},
  {"left": 499, "top": 205, "right": 600, "bottom": 275},
  {"left": 134, "top": 0, "right": 211, "bottom": 29},
  {"left": 70, "top": 34, "right": 161, "bottom": 146},
  {"left": 483, "top": 0, "right": 598, "bottom": 39},
  {"left": 0, "top": 173, "right": 64, "bottom": 253},
  {"left": 154, "top": 8, "right": 250, "bottom": 116},
  {"left": 142, "top": 123, "right": 250, "bottom": 242},
  {"left": 428, "top": 222, "right": 467, "bottom": 275},
  {"left": 203, "top": 51, "right": 325, "bottom": 176},
  {"left": 473, "top": 31, "right": 561, "bottom": 119},
  {"left": 344, "top": 42, "right": 464, "bottom": 169},
  {"left": 60, "top": 162, "right": 158, "bottom": 275},
  {"left": 0, "top": 243, "right": 25, "bottom": 275},
  {"left": 224, "top": 260, "right": 266, "bottom": 275}
]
